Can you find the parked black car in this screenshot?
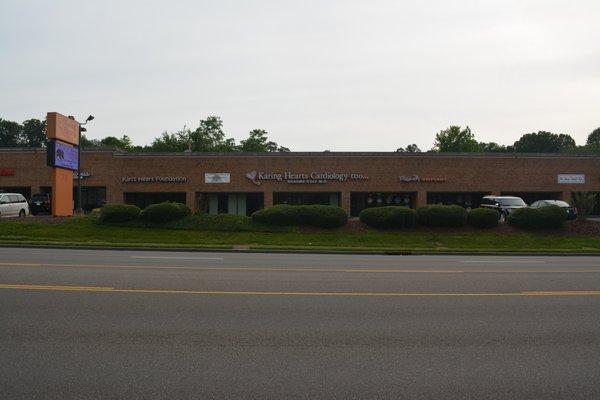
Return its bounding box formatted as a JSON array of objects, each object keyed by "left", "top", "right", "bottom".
[
  {"left": 530, "top": 200, "right": 577, "bottom": 220},
  {"left": 480, "top": 196, "right": 528, "bottom": 222},
  {"left": 30, "top": 193, "right": 52, "bottom": 215}
]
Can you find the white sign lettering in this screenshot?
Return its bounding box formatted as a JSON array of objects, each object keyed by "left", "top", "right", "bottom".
[
  {"left": 246, "top": 171, "right": 368, "bottom": 185},
  {"left": 122, "top": 176, "right": 188, "bottom": 183}
]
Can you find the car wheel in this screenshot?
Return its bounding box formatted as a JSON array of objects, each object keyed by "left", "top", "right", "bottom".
[{"left": 19, "top": 209, "right": 26, "bottom": 217}]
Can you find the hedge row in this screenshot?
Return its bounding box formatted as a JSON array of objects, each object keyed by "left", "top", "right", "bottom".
[
  {"left": 251, "top": 204, "right": 348, "bottom": 228},
  {"left": 358, "top": 205, "right": 500, "bottom": 229},
  {"left": 99, "top": 202, "right": 564, "bottom": 231},
  {"left": 507, "top": 205, "right": 566, "bottom": 230},
  {"left": 359, "top": 206, "right": 417, "bottom": 229},
  {"left": 99, "top": 202, "right": 191, "bottom": 223}
]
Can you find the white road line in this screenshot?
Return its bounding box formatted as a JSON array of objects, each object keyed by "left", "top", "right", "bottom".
[
  {"left": 130, "top": 256, "right": 224, "bottom": 260},
  {"left": 461, "top": 260, "right": 546, "bottom": 264}
]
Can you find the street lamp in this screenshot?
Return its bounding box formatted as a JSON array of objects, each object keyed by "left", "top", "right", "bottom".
[{"left": 76, "top": 115, "right": 94, "bottom": 215}]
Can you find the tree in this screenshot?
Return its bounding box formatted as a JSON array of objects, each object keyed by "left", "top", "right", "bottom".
[
  {"left": 587, "top": 128, "right": 600, "bottom": 146},
  {"left": 433, "top": 126, "right": 480, "bottom": 152},
  {"left": 100, "top": 135, "right": 133, "bottom": 150},
  {"left": 513, "top": 131, "right": 576, "bottom": 153},
  {"left": 148, "top": 129, "right": 190, "bottom": 152},
  {"left": 571, "top": 192, "right": 598, "bottom": 220},
  {"left": 239, "top": 129, "right": 290, "bottom": 152},
  {"left": 21, "top": 119, "right": 46, "bottom": 147},
  {"left": 0, "top": 118, "right": 23, "bottom": 147},
  {"left": 80, "top": 134, "right": 101, "bottom": 148},
  {"left": 396, "top": 144, "right": 421, "bottom": 153},
  {"left": 189, "top": 116, "right": 236, "bottom": 152},
  {"left": 479, "top": 142, "right": 508, "bottom": 152}
]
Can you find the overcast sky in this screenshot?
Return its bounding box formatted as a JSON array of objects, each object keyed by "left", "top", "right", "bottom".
[{"left": 1, "top": 0, "right": 599, "bottom": 151}]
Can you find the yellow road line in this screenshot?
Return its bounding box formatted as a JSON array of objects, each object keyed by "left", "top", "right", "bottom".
[
  {"left": 0, "top": 262, "right": 600, "bottom": 274},
  {"left": 1, "top": 284, "right": 600, "bottom": 297}
]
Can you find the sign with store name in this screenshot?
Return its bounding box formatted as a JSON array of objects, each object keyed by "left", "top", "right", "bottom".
[
  {"left": 47, "top": 140, "right": 79, "bottom": 171},
  {"left": 557, "top": 174, "right": 585, "bottom": 184},
  {"left": 122, "top": 176, "right": 188, "bottom": 183},
  {"left": 73, "top": 171, "right": 91, "bottom": 179},
  {"left": 0, "top": 168, "right": 15, "bottom": 176},
  {"left": 46, "top": 112, "right": 80, "bottom": 146},
  {"left": 399, "top": 175, "right": 446, "bottom": 183},
  {"left": 205, "top": 173, "right": 230, "bottom": 183},
  {"left": 246, "top": 171, "right": 368, "bottom": 185}
]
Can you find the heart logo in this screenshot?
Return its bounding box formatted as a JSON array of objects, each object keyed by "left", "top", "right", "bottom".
[{"left": 246, "top": 171, "right": 261, "bottom": 185}]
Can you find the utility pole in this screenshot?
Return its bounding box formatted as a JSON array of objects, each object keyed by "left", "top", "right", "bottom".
[{"left": 76, "top": 115, "right": 94, "bottom": 215}]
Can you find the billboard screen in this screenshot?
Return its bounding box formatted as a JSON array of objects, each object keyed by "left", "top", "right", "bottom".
[{"left": 47, "top": 140, "right": 79, "bottom": 171}]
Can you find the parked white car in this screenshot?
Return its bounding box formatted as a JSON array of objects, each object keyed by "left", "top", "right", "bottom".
[{"left": 0, "top": 193, "right": 30, "bottom": 218}]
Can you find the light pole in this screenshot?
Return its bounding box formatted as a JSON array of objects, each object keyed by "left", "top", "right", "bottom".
[{"left": 77, "top": 115, "right": 94, "bottom": 215}]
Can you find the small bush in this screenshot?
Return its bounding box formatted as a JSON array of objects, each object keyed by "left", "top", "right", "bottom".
[
  {"left": 140, "top": 202, "right": 191, "bottom": 223},
  {"left": 251, "top": 204, "right": 347, "bottom": 228},
  {"left": 417, "top": 204, "right": 467, "bottom": 227},
  {"left": 507, "top": 206, "right": 566, "bottom": 230},
  {"left": 467, "top": 208, "right": 499, "bottom": 229},
  {"left": 359, "top": 206, "right": 417, "bottom": 229},
  {"left": 99, "top": 203, "right": 141, "bottom": 223}
]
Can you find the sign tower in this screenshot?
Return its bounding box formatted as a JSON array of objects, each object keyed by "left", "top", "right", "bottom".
[{"left": 46, "top": 112, "right": 80, "bottom": 216}]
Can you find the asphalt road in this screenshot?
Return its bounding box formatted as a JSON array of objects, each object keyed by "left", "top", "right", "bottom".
[{"left": 1, "top": 248, "right": 599, "bottom": 399}]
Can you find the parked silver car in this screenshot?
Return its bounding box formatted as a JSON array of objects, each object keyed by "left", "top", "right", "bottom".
[{"left": 0, "top": 193, "right": 30, "bottom": 218}]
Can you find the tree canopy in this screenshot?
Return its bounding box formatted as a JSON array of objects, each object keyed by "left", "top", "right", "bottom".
[
  {"left": 513, "top": 131, "right": 576, "bottom": 153},
  {"left": 0, "top": 118, "right": 46, "bottom": 147},
  {"left": 2, "top": 115, "right": 600, "bottom": 154},
  {"left": 587, "top": 128, "right": 600, "bottom": 146},
  {"left": 0, "top": 115, "right": 289, "bottom": 153},
  {"left": 396, "top": 144, "right": 421, "bottom": 153},
  {"left": 433, "top": 126, "right": 480, "bottom": 152}
]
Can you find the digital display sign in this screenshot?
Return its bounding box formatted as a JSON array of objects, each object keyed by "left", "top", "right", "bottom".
[{"left": 47, "top": 140, "right": 79, "bottom": 171}]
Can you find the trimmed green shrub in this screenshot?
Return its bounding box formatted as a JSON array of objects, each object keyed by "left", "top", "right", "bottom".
[
  {"left": 467, "top": 208, "right": 499, "bottom": 229},
  {"left": 508, "top": 205, "right": 566, "bottom": 230},
  {"left": 251, "top": 204, "right": 347, "bottom": 228},
  {"left": 417, "top": 204, "right": 467, "bottom": 227},
  {"left": 99, "top": 203, "right": 141, "bottom": 223},
  {"left": 359, "top": 206, "right": 417, "bottom": 229},
  {"left": 139, "top": 202, "right": 191, "bottom": 223}
]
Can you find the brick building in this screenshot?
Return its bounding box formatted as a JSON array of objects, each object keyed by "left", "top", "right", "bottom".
[{"left": 1, "top": 148, "right": 599, "bottom": 216}]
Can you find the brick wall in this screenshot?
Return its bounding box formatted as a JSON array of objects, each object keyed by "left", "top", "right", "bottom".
[{"left": 1, "top": 149, "right": 599, "bottom": 212}]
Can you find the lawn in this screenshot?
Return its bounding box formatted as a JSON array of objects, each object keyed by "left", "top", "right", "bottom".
[{"left": 0, "top": 216, "right": 599, "bottom": 253}]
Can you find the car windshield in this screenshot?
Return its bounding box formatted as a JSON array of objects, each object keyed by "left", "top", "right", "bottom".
[
  {"left": 497, "top": 198, "right": 526, "bottom": 206},
  {"left": 32, "top": 195, "right": 48, "bottom": 200}
]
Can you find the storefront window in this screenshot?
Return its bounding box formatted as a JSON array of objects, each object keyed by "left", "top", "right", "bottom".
[
  {"left": 273, "top": 192, "right": 340, "bottom": 207},
  {"left": 73, "top": 186, "right": 107, "bottom": 212},
  {"left": 350, "top": 192, "right": 415, "bottom": 217},
  {"left": 426, "top": 192, "right": 488, "bottom": 210},
  {"left": 197, "top": 193, "right": 264, "bottom": 216},
  {"left": 0, "top": 187, "right": 31, "bottom": 200}
]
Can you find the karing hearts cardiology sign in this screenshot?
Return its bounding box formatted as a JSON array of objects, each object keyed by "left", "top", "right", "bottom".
[{"left": 246, "top": 171, "right": 368, "bottom": 185}]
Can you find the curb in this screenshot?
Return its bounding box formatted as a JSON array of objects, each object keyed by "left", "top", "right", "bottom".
[{"left": 1, "top": 243, "right": 599, "bottom": 257}]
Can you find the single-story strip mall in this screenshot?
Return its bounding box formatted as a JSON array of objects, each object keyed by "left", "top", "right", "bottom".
[{"left": 1, "top": 148, "right": 599, "bottom": 216}]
